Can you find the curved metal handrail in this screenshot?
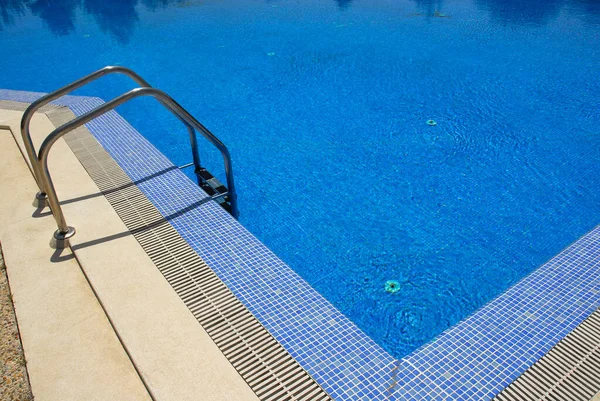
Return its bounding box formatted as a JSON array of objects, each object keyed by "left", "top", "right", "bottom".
[
  {"left": 20, "top": 66, "right": 200, "bottom": 198},
  {"left": 38, "top": 87, "right": 239, "bottom": 246}
]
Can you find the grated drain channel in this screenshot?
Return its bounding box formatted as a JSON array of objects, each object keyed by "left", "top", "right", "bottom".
[
  {"left": 37, "top": 105, "right": 333, "bottom": 401},
  {"left": 494, "top": 308, "right": 600, "bottom": 401}
]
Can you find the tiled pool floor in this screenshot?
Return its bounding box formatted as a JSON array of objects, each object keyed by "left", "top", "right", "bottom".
[{"left": 1, "top": 89, "right": 599, "bottom": 400}]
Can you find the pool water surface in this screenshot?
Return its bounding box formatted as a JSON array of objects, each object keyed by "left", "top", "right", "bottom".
[{"left": 0, "top": 0, "right": 599, "bottom": 359}]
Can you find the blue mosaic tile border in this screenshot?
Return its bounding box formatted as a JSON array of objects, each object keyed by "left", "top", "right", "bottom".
[{"left": 2, "top": 89, "right": 599, "bottom": 401}]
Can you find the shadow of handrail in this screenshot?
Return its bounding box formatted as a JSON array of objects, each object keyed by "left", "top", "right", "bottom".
[
  {"left": 66, "top": 196, "right": 214, "bottom": 254},
  {"left": 33, "top": 165, "right": 180, "bottom": 218}
]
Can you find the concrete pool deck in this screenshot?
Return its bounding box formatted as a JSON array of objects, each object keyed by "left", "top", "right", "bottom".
[
  {"left": 0, "top": 119, "right": 151, "bottom": 401},
  {"left": 0, "top": 109, "right": 259, "bottom": 400}
]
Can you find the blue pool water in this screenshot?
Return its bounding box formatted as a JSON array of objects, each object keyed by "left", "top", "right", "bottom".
[{"left": 1, "top": 0, "right": 599, "bottom": 359}]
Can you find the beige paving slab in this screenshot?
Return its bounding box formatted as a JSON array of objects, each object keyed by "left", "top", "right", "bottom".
[
  {"left": 1, "top": 107, "right": 259, "bottom": 401},
  {"left": 0, "top": 125, "right": 152, "bottom": 401}
]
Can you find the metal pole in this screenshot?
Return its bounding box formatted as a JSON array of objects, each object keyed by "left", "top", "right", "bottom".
[
  {"left": 38, "top": 87, "right": 238, "bottom": 248},
  {"left": 187, "top": 125, "right": 203, "bottom": 186},
  {"left": 20, "top": 66, "right": 197, "bottom": 205},
  {"left": 21, "top": 67, "right": 148, "bottom": 199}
]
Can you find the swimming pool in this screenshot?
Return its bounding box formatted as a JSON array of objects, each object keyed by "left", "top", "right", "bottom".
[{"left": 1, "top": 0, "right": 599, "bottom": 360}]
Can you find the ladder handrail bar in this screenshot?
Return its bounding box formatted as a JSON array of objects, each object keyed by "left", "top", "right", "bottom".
[
  {"left": 38, "top": 87, "right": 238, "bottom": 238},
  {"left": 20, "top": 66, "right": 200, "bottom": 194}
]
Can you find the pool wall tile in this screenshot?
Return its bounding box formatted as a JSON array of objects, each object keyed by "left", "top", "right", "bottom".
[{"left": 1, "top": 89, "right": 599, "bottom": 400}]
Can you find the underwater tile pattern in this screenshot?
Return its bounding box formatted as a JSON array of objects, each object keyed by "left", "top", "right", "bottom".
[{"left": 1, "top": 89, "right": 599, "bottom": 400}]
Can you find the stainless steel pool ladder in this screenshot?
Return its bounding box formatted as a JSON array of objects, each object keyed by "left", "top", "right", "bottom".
[{"left": 21, "top": 66, "right": 239, "bottom": 248}]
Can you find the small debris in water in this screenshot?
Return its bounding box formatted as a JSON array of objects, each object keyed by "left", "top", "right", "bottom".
[
  {"left": 385, "top": 280, "right": 401, "bottom": 293},
  {"left": 267, "top": 52, "right": 276, "bottom": 56},
  {"left": 426, "top": 119, "right": 437, "bottom": 126}
]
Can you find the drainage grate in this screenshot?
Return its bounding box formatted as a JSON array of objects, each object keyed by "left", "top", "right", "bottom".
[
  {"left": 39, "top": 106, "right": 332, "bottom": 401},
  {"left": 494, "top": 308, "right": 600, "bottom": 401}
]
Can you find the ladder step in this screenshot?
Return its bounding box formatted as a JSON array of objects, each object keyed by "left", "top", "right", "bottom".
[{"left": 196, "top": 168, "right": 232, "bottom": 213}]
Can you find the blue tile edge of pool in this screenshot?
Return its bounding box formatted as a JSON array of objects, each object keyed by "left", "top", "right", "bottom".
[{"left": 2, "top": 88, "right": 599, "bottom": 401}]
